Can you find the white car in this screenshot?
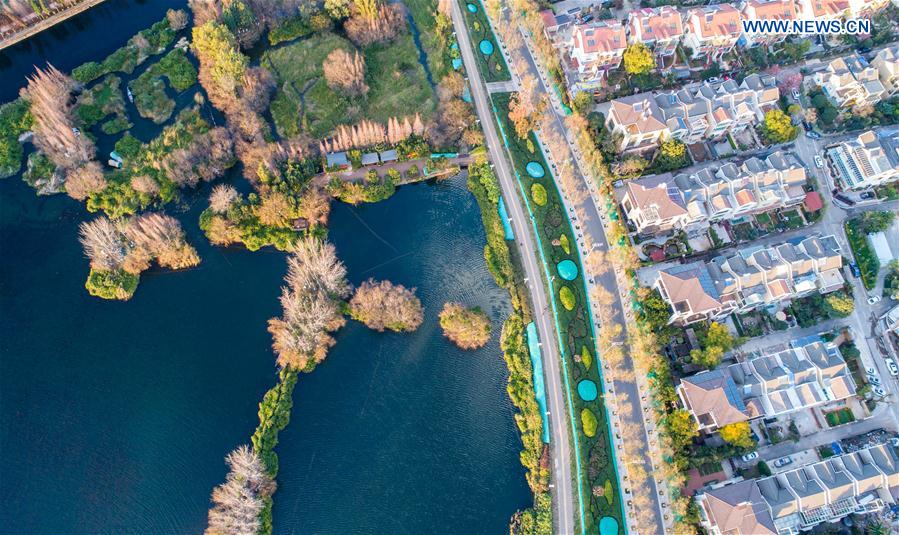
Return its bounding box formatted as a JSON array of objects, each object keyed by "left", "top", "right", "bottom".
[
  {"left": 874, "top": 387, "right": 887, "bottom": 397},
  {"left": 773, "top": 456, "right": 793, "bottom": 468},
  {"left": 741, "top": 451, "right": 759, "bottom": 463},
  {"left": 707, "top": 77, "right": 721, "bottom": 84},
  {"left": 868, "top": 374, "right": 881, "bottom": 385},
  {"left": 814, "top": 156, "right": 824, "bottom": 168},
  {"left": 868, "top": 295, "right": 882, "bottom": 305},
  {"left": 791, "top": 89, "right": 801, "bottom": 100},
  {"left": 887, "top": 358, "right": 899, "bottom": 376}
]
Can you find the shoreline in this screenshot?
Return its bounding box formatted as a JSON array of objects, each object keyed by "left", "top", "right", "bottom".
[{"left": 0, "top": 0, "right": 108, "bottom": 51}]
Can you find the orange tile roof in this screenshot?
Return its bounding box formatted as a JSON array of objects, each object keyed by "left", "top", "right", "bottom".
[
  {"left": 689, "top": 4, "right": 741, "bottom": 39},
  {"left": 745, "top": 0, "right": 797, "bottom": 19},
  {"left": 629, "top": 6, "right": 684, "bottom": 42},
  {"left": 573, "top": 21, "right": 627, "bottom": 55}
]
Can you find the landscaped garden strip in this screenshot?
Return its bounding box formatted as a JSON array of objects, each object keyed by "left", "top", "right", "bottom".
[
  {"left": 456, "top": 0, "right": 511, "bottom": 83},
  {"left": 845, "top": 218, "right": 880, "bottom": 290},
  {"left": 491, "top": 91, "right": 625, "bottom": 535}
]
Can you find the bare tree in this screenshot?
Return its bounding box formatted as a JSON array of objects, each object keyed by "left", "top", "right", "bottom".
[
  {"left": 344, "top": 0, "right": 404, "bottom": 47},
  {"left": 210, "top": 184, "right": 239, "bottom": 214},
  {"left": 124, "top": 213, "right": 200, "bottom": 269},
  {"left": 166, "top": 8, "right": 189, "bottom": 30},
  {"left": 323, "top": 49, "right": 368, "bottom": 97},
  {"left": 65, "top": 162, "right": 107, "bottom": 201},
  {"left": 21, "top": 64, "right": 95, "bottom": 169},
  {"left": 349, "top": 279, "right": 423, "bottom": 332},
  {"left": 79, "top": 217, "right": 127, "bottom": 271},
  {"left": 206, "top": 445, "right": 275, "bottom": 535}
]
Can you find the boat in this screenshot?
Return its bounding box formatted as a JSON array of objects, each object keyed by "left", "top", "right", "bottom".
[
  {"left": 126, "top": 87, "right": 134, "bottom": 103},
  {"left": 107, "top": 159, "right": 122, "bottom": 169}
]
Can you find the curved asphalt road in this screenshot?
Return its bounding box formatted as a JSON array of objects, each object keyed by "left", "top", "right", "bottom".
[{"left": 450, "top": 3, "right": 577, "bottom": 534}]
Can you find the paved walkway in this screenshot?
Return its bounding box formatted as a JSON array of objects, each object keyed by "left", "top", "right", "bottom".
[
  {"left": 312, "top": 154, "right": 472, "bottom": 187},
  {"left": 0, "top": 0, "right": 108, "bottom": 50}
]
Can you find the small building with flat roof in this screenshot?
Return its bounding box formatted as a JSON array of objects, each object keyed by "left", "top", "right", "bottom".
[
  {"left": 326, "top": 151, "right": 350, "bottom": 170},
  {"left": 361, "top": 152, "right": 380, "bottom": 166},
  {"left": 379, "top": 149, "right": 398, "bottom": 163}
]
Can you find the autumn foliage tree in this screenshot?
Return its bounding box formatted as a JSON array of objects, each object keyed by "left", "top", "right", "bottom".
[
  {"left": 508, "top": 93, "right": 539, "bottom": 140},
  {"left": 719, "top": 422, "right": 755, "bottom": 449},
  {"left": 21, "top": 64, "right": 95, "bottom": 170},
  {"left": 343, "top": 0, "right": 405, "bottom": 47},
  {"left": 268, "top": 238, "right": 350, "bottom": 370},
  {"left": 623, "top": 43, "right": 654, "bottom": 75},
  {"left": 438, "top": 303, "right": 491, "bottom": 349},
  {"left": 65, "top": 162, "right": 107, "bottom": 201},
  {"left": 322, "top": 49, "right": 368, "bottom": 97},
  {"left": 206, "top": 445, "right": 276, "bottom": 535},
  {"left": 349, "top": 279, "right": 424, "bottom": 332}
]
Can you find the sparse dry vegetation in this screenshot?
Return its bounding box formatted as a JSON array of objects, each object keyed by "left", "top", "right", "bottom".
[
  {"left": 206, "top": 445, "right": 276, "bottom": 535},
  {"left": 349, "top": 279, "right": 424, "bottom": 332},
  {"left": 438, "top": 302, "right": 491, "bottom": 349}
]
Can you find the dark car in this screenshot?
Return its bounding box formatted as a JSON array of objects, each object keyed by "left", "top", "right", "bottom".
[
  {"left": 860, "top": 191, "right": 876, "bottom": 200},
  {"left": 835, "top": 194, "right": 855, "bottom": 206},
  {"left": 850, "top": 263, "right": 861, "bottom": 278},
  {"left": 858, "top": 46, "right": 872, "bottom": 54}
]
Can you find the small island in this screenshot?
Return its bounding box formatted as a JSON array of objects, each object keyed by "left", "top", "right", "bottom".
[
  {"left": 438, "top": 302, "right": 491, "bottom": 350},
  {"left": 349, "top": 278, "right": 424, "bottom": 332}
]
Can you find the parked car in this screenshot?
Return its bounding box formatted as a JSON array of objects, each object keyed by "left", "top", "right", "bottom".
[
  {"left": 803, "top": 121, "right": 813, "bottom": 132},
  {"left": 774, "top": 456, "right": 793, "bottom": 468},
  {"left": 866, "top": 366, "right": 877, "bottom": 376},
  {"left": 806, "top": 131, "right": 821, "bottom": 139},
  {"left": 836, "top": 194, "right": 856, "bottom": 206},
  {"left": 850, "top": 263, "right": 862, "bottom": 277},
  {"left": 868, "top": 295, "right": 882, "bottom": 305},
  {"left": 741, "top": 451, "right": 759, "bottom": 462},
  {"left": 791, "top": 89, "right": 801, "bottom": 100},
  {"left": 875, "top": 387, "right": 887, "bottom": 397},
  {"left": 860, "top": 191, "right": 876, "bottom": 200},
  {"left": 868, "top": 374, "right": 881, "bottom": 386},
  {"left": 886, "top": 358, "right": 899, "bottom": 376},
  {"left": 815, "top": 156, "right": 825, "bottom": 168},
  {"left": 891, "top": 437, "right": 899, "bottom": 447},
  {"left": 707, "top": 77, "right": 721, "bottom": 84}
]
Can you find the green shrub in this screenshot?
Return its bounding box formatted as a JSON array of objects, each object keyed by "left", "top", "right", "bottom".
[
  {"left": 559, "top": 286, "right": 575, "bottom": 311},
  {"left": 603, "top": 479, "right": 614, "bottom": 506},
  {"left": 0, "top": 99, "right": 33, "bottom": 179},
  {"left": 268, "top": 16, "right": 313, "bottom": 45},
  {"left": 531, "top": 183, "right": 547, "bottom": 206},
  {"left": 581, "top": 408, "right": 597, "bottom": 437},
  {"left": 114, "top": 133, "right": 143, "bottom": 158},
  {"left": 85, "top": 268, "right": 139, "bottom": 300},
  {"left": 559, "top": 234, "right": 570, "bottom": 254}
]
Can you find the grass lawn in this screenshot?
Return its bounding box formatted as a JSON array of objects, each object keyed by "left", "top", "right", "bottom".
[
  {"left": 731, "top": 222, "right": 757, "bottom": 242},
  {"left": 403, "top": 0, "right": 453, "bottom": 80},
  {"left": 824, "top": 408, "right": 855, "bottom": 427},
  {"left": 754, "top": 212, "right": 774, "bottom": 229},
  {"left": 263, "top": 30, "right": 435, "bottom": 139},
  {"left": 778, "top": 209, "right": 804, "bottom": 230},
  {"left": 457, "top": 0, "right": 510, "bottom": 83}
]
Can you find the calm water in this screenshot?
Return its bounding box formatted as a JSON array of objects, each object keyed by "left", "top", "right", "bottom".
[{"left": 0, "top": 4, "right": 530, "bottom": 533}]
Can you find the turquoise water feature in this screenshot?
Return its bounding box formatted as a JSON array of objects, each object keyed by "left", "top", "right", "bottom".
[
  {"left": 600, "top": 516, "right": 619, "bottom": 535},
  {"left": 466, "top": 2, "right": 478, "bottom": 12},
  {"left": 525, "top": 161, "right": 545, "bottom": 178},
  {"left": 525, "top": 322, "right": 550, "bottom": 443},
  {"left": 498, "top": 197, "right": 514, "bottom": 239},
  {"left": 577, "top": 380, "right": 597, "bottom": 402},
  {"left": 479, "top": 40, "right": 494, "bottom": 55},
  {"left": 557, "top": 259, "right": 578, "bottom": 281}
]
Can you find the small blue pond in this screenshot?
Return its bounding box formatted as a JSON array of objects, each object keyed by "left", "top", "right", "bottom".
[
  {"left": 577, "top": 380, "right": 597, "bottom": 401},
  {"left": 557, "top": 259, "right": 577, "bottom": 281},
  {"left": 600, "top": 517, "right": 619, "bottom": 535},
  {"left": 466, "top": 2, "right": 478, "bottom": 12},
  {"left": 479, "top": 40, "right": 494, "bottom": 56},
  {"left": 525, "top": 161, "right": 545, "bottom": 178},
  {"left": 498, "top": 197, "right": 514, "bottom": 240}
]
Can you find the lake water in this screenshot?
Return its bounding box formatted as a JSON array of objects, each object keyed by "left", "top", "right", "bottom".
[{"left": 0, "top": 4, "right": 530, "bottom": 533}]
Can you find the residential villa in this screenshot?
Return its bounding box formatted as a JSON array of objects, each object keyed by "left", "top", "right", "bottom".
[
  {"left": 626, "top": 6, "right": 684, "bottom": 60},
  {"left": 697, "top": 444, "right": 899, "bottom": 534},
  {"left": 653, "top": 235, "right": 843, "bottom": 325},
  {"left": 683, "top": 4, "right": 742, "bottom": 62},
  {"left": 605, "top": 94, "right": 671, "bottom": 152},
  {"left": 872, "top": 46, "right": 899, "bottom": 96},
  {"left": 618, "top": 149, "right": 805, "bottom": 235},
  {"left": 568, "top": 19, "right": 627, "bottom": 91},
  {"left": 606, "top": 75, "right": 779, "bottom": 151},
  {"left": 737, "top": 0, "right": 797, "bottom": 48},
  {"left": 827, "top": 130, "right": 899, "bottom": 190},
  {"left": 794, "top": 0, "right": 889, "bottom": 18},
  {"left": 813, "top": 55, "right": 886, "bottom": 109}
]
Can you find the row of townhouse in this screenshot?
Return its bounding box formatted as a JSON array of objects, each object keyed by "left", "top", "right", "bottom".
[
  {"left": 653, "top": 235, "right": 843, "bottom": 325},
  {"left": 551, "top": 0, "right": 892, "bottom": 90},
  {"left": 827, "top": 129, "right": 899, "bottom": 190},
  {"left": 605, "top": 74, "right": 780, "bottom": 151},
  {"left": 617, "top": 150, "right": 807, "bottom": 235},
  {"left": 698, "top": 443, "right": 899, "bottom": 534},
  {"left": 676, "top": 337, "right": 855, "bottom": 433}
]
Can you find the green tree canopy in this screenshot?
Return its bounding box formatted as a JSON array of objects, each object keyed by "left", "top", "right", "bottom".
[
  {"left": 623, "top": 43, "right": 654, "bottom": 75},
  {"left": 858, "top": 210, "right": 896, "bottom": 233},
  {"left": 665, "top": 409, "right": 698, "bottom": 451}
]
